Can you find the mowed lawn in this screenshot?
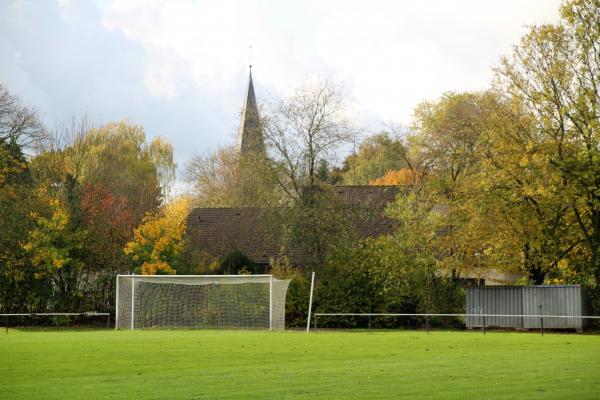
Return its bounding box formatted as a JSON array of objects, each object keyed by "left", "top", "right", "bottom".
[{"left": 1, "top": 329, "right": 599, "bottom": 399}]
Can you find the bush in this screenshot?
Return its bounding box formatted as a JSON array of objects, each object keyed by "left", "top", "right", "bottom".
[{"left": 218, "top": 250, "right": 260, "bottom": 274}]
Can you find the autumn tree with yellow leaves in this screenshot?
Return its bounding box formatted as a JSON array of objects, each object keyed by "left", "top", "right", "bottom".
[
  {"left": 369, "top": 168, "right": 416, "bottom": 186},
  {"left": 124, "top": 197, "right": 191, "bottom": 275},
  {"left": 23, "top": 199, "right": 86, "bottom": 311}
]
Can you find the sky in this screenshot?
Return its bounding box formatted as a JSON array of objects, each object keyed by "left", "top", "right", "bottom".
[{"left": 1, "top": 0, "right": 561, "bottom": 185}]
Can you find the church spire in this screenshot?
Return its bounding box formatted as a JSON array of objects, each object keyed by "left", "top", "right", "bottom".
[{"left": 236, "top": 67, "right": 264, "bottom": 155}]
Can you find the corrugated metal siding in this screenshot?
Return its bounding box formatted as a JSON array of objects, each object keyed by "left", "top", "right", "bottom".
[
  {"left": 466, "top": 285, "right": 584, "bottom": 330},
  {"left": 522, "top": 286, "right": 583, "bottom": 330},
  {"left": 467, "top": 286, "right": 522, "bottom": 328}
]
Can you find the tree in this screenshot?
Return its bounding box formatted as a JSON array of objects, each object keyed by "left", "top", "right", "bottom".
[
  {"left": 263, "top": 80, "right": 354, "bottom": 202},
  {"left": 184, "top": 146, "right": 277, "bottom": 207},
  {"left": 277, "top": 187, "right": 356, "bottom": 271},
  {"left": 496, "top": 0, "right": 600, "bottom": 297},
  {"left": 71, "top": 121, "right": 174, "bottom": 220},
  {"left": 26, "top": 120, "right": 176, "bottom": 310},
  {"left": 0, "top": 86, "right": 48, "bottom": 314},
  {"left": 311, "top": 192, "right": 465, "bottom": 329},
  {"left": 340, "top": 132, "right": 409, "bottom": 185},
  {"left": 413, "top": 92, "right": 491, "bottom": 196},
  {"left": 23, "top": 199, "right": 86, "bottom": 312},
  {"left": 369, "top": 168, "right": 415, "bottom": 186},
  {"left": 80, "top": 181, "right": 134, "bottom": 275},
  {"left": 124, "top": 197, "right": 191, "bottom": 275},
  {"left": 393, "top": 92, "right": 497, "bottom": 282},
  {"left": 0, "top": 84, "right": 46, "bottom": 150},
  {"left": 0, "top": 139, "right": 38, "bottom": 313},
  {"left": 476, "top": 95, "right": 580, "bottom": 284}
]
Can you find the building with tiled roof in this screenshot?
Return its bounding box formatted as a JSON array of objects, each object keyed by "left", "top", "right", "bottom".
[
  {"left": 185, "top": 186, "right": 402, "bottom": 266},
  {"left": 184, "top": 70, "right": 405, "bottom": 268}
]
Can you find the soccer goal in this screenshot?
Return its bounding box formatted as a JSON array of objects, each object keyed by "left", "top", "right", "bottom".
[{"left": 115, "top": 275, "right": 291, "bottom": 331}]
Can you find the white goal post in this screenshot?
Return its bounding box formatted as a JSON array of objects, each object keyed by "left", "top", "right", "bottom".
[{"left": 115, "top": 275, "right": 291, "bottom": 331}]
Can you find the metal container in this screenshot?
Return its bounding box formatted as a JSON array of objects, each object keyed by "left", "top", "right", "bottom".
[
  {"left": 467, "top": 286, "right": 523, "bottom": 328},
  {"left": 466, "top": 285, "right": 587, "bottom": 331},
  {"left": 521, "top": 286, "right": 586, "bottom": 330}
]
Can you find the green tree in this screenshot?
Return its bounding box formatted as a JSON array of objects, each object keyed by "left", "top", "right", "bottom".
[
  {"left": 23, "top": 199, "right": 86, "bottom": 312},
  {"left": 496, "top": 0, "right": 599, "bottom": 297},
  {"left": 402, "top": 89, "right": 581, "bottom": 285},
  {"left": 281, "top": 188, "right": 356, "bottom": 270},
  {"left": 0, "top": 140, "right": 38, "bottom": 313},
  {"left": 341, "top": 132, "right": 409, "bottom": 185},
  {"left": 0, "top": 85, "right": 46, "bottom": 314},
  {"left": 413, "top": 92, "right": 491, "bottom": 195}
]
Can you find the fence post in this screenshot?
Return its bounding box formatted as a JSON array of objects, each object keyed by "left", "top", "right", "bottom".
[
  {"left": 426, "top": 315, "right": 430, "bottom": 335},
  {"left": 539, "top": 304, "right": 544, "bottom": 336},
  {"left": 4, "top": 315, "right": 7, "bottom": 333},
  {"left": 368, "top": 314, "right": 372, "bottom": 333},
  {"left": 483, "top": 315, "right": 486, "bottom": 335}
]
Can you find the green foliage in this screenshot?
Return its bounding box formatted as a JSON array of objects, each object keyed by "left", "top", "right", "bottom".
[
  {"left": 275, "top": 186, "right": 356, "bottom": 272},
  {"left": 340, "top": 132, "right": 409, "bottom": 185},
  {"left": 282, "top": 190, "right": 465, "bottom": 329},
  {"left": 22, "top": 200, "right": 86, "bottom": 311},
  {"left": 490, "top": 0, "right": 600, "bottom": 292},
  {"left": 218, "top": 250, "right": 259, "bottom": 275},
  {"left": 271, "top": 256, "right": 311, "bottom": 327},
  {"left": 0, "top": 140, "right": 37, "bottom": 313}
]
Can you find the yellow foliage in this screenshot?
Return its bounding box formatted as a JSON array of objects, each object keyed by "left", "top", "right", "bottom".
[
  {"left": 141, "top": 261, "right": 176, "bottom": 275},
  {"left": 369, "top": 168, "right": 416, "bottom": 186},
  {"left": 124, "top": 197, "right": 191, "bottom": 275},
  {"left": 22, "top": 199, "right": 85, "bottom": 275}
]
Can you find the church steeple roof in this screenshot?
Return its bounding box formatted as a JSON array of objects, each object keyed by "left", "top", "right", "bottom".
[{"left": 236, "top": 67, "right": 264, "bottom": 155}]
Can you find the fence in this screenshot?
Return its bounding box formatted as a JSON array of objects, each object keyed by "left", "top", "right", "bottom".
[
  {"left": 2, "top": 312, "right": 111, "bottom": 332},
  {"left": 311, "top": 313, "right": 600, "bottom": 335}
]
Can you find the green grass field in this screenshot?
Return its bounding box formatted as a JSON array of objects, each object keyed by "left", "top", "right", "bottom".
[{"left": 1, "top": 329, "right": 599, "bottom": 399}]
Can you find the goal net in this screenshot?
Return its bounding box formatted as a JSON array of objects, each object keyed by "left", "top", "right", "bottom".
[{"left": 115, "top": 275, "right": 291, "bottom": 331}]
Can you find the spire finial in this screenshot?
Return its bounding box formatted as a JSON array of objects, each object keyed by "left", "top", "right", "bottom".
[{"left": 248, "top": 45, "right": 253, "bottom": 71}]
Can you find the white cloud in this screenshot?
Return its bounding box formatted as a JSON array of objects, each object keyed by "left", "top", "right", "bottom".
[
  {"left": 1, "top": 0, "right": 562, "bottom": 172},
  {"left": 314, "top": 0, "right": 560, "bottom": 122},
  {"left": 102, "top": 0, "right": 560, "bottom": 125}
]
